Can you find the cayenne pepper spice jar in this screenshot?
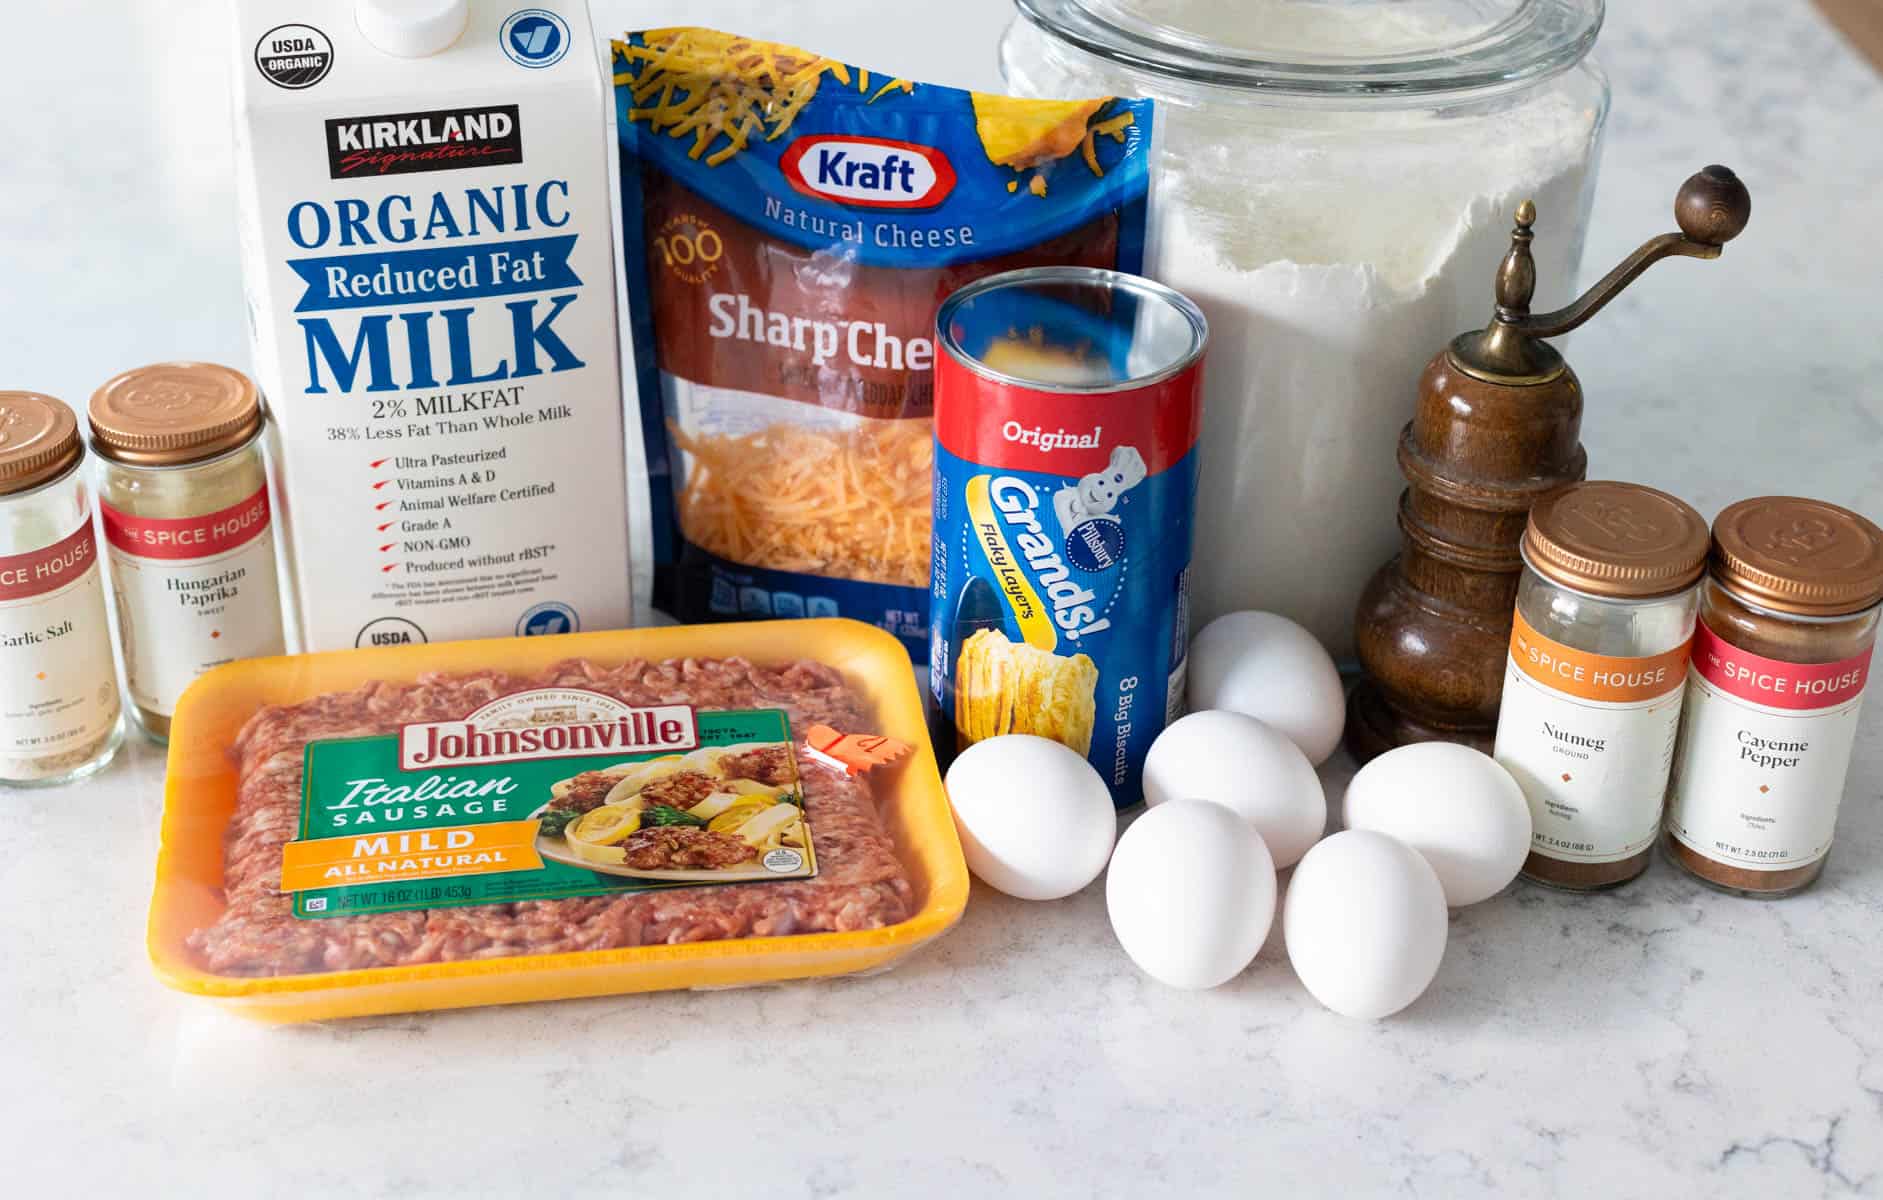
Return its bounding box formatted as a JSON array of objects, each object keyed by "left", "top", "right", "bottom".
[
  {"left": 88, "top": 363, "right": 285, "bottom": 742},
  {"left": 1663, "top": 496, "right": 1883, "bottom": 897},
  {"left": 1493, "top": 482, "right": 1709, "bottom": 890},
  {"left": 0, "top": 392, "right": 124, "bottom": 785}
]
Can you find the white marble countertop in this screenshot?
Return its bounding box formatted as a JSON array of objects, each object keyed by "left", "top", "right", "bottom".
[{"left": 5, "top": 1, "right": 1883, "bottom": 1195}]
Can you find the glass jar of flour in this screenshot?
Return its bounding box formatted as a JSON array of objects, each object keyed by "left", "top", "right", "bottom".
[{"left": 1002, "top": 0, "right": 1609, "bottom": 656}]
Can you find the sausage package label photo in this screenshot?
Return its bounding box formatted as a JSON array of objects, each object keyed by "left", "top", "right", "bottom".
[
  {"left": 233, "top": 1, "right": 631, "bottom": 651},
  {"left": 614, "top": 28, "right": 1153, "bottom": 656},
  {"left": 278, "top": 697, "right": 817, "bottom": 920}
]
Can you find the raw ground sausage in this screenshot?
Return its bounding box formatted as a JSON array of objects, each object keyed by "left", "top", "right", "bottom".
[{"left": 190, "top": 656, "right": 914, "bottom": 976}]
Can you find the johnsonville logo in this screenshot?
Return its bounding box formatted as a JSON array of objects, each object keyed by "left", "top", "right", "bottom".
[
  {"left": 325, "top": 104, "right": 523, "bottom": 178},
  {"left": 780, "top": 135, "right": 956, "bottom": 209},
  {"left": 398, "top": 693, "right": 697, "bottom": 769}
]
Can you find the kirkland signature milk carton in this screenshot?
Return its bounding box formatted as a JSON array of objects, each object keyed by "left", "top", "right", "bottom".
[{"left": 233, "top": 1, "right": 629, "bottom": 649}]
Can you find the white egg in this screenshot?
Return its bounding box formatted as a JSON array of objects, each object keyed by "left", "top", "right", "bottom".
[
  {"left": 1106, "top": 798, "right": 1277, "bottom": 989},
  {"left": 1343, "top": 742, "right": 1532, "bottom": 907},
  {"left": 1283, "top": 830, "right": 1448, "bottom": 1020},
  {"left": 1188, "top": 611, "right": 1346, "bottom": 764},
  {"left": 945, "top": 735, "right": 1116, "bottom": 900},
  {"left": 1142, "top": 710, "right": 1325, "bottom": 867}
]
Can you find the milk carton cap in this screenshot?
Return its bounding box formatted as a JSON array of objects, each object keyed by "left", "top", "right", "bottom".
[{"left": 355, "top": 0, "right": 469, "bottom": 57}]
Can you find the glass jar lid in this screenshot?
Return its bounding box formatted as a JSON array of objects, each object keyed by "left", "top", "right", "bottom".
[
  {"left": 0, "top": 392, "right": 84, "bottom": 495},
  {"left": 1710, "top": 496, "right": 1883, "bottom": 617},
  {"left": 1522, "top": 481, "right": 1709, "bottom": 600},
  {"left": 1013, "top": 0, "right": 1603, "bottom": 96},
  {"left": 88, "top": 362, "right": 264, "bottom": 467}
]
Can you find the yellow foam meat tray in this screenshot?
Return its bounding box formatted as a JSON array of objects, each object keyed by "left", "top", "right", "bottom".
[{"left": 148, "top": 619, "right": 969, "bottom": 1023}]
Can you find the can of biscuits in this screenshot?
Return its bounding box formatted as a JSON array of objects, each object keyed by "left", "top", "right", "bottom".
[{"left": 929, "top": 266, "right": 1207, "bottom": 807}]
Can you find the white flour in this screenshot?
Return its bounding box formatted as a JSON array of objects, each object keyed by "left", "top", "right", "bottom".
[{"left": 1004, "top": 18, "right": 1600, "bottom": 655}]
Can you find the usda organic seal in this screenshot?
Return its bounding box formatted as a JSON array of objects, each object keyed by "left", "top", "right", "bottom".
[{"left": 255, "top": 24, "right": 334, "bottom": 90}]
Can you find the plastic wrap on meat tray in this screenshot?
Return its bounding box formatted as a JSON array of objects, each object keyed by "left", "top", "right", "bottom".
[{"left": 148, "top": 622, "right": 966, "bottom": 1021}]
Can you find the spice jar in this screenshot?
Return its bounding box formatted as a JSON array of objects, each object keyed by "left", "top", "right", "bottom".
[
  {"left": 1663, "top": 497, "right": 1883, "bottom": 898},
  {"left": 1493, "top": 482, "right": 1708, "bottom": 890},
  {"left": 1001, "top": 0, "right": 1608, "bottom": 655},
  {"left": 89, "top": 363, "right": 285, "bottom": 742},
  {"left": 0, "top": 392, "right": 124, "bottom": 785}
]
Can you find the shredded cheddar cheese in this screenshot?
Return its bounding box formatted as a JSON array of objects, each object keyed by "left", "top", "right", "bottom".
[
  {"left": 1082, "top": 112, "right": 1136, "bottom": 176},
  {"left": 971, "top": 96, "right": 1105, "bottom": 170},
  {"left": 670, "top": 420, "right": 933, "bottom": 587},
  {"left": 614, "top": 29, "right": 913, "bottom": 166},
  {"left": 968, "top": 95, "right": 1136, "bottom": 196}
]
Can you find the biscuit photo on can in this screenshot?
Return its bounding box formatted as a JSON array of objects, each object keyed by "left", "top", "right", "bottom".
[{"left": 955, "top": 629, "right": 1099, "bottom": 756}]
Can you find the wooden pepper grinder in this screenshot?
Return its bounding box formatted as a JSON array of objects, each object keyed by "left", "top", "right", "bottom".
[{"left": 1347, "top": 165, "right": 1752, "bottom": 762}]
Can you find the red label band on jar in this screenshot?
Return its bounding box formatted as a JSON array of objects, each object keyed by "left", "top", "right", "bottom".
[
  {"left": 99, "top": 483, "right": 285, "bottom": 719},
  {"left": 1665, "top": 617, "right": 1875, "bottom": 873},
  {"left": 99, "top": 486, "right": 272, "bottom": 561},
  {"left": 1689, "top": 620, "right": 1870, "bottom": 710},
  {"left": 0, "top": 520, "right": 99, "bottom": 601},
  {"left": 0, "top": 516, "right": 120, "bottom": 764}
]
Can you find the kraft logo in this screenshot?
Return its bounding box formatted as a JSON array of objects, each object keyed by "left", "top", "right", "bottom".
[{"left": 780, "top": 136, "right": 956, "bottom": 209}]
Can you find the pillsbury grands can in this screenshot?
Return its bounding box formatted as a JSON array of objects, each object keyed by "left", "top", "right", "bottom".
[{"left": 930, "top": 266, "right": 1207, "bottom": 807}]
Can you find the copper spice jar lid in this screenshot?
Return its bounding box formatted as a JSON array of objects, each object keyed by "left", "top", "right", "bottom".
[
  {"left": 1709, "top": 496, "right": 1883, "bottom": 616},
  {"left": 0, "top": 391, "right": 84, "bottom": 494},
  {"left": 1521, "top": 480, "right": 1710, "bottom": 599},
  {"left": 88, "top": 362, "right": 263, "bottom": 467}
]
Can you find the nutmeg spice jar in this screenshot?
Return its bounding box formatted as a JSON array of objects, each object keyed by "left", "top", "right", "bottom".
[
  {"left": 1663, "top": 497, "right": 1883, "bottom": 897},
  {"left": 1493, "top": 482, "right": 1709, "bottom": 890}
]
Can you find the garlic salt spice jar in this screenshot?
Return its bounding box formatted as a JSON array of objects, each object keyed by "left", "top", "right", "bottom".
[
  {"left": 0, "top": 393, "right": 123, "bottom": 785},
  {"left": 1493, "top": 482, "right": 1708, "bottom": 891},
  {"left": 1664, "top": 497, "right": 1883, "bottom": 898},
  {"left": 88, "top": 363, "right": 285, "bottom": 742}
]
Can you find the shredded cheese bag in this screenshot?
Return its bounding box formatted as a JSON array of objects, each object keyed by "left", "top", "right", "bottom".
[{"left": 614, "top": 28, "right": 1153, "bottom": 656}]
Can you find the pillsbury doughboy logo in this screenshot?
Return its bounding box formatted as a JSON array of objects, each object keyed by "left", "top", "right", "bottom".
[{"left": 1056, "top": 446, "right": 1142, "bottom": 572}]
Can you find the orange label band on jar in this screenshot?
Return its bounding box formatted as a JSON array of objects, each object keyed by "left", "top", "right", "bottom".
[
  {"left": 1495, "top": 608, "right": 1695, "bottom": 866},
  {"left": 1508, "top": 608, "right": 1692, "bottom": 703}
]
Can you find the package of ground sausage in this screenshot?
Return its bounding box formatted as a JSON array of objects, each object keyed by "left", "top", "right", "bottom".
[
  {"left": 148, "top": 619, "right": 966, "bottom": 1022},
  {"left": 612, "top": 28, "right": 1153, "bottom": 657}
]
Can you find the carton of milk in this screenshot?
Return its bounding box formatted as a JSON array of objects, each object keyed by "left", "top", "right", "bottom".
[{"left": 233, "top": 1, "right": 629, "bottom": 650}]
